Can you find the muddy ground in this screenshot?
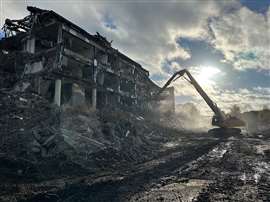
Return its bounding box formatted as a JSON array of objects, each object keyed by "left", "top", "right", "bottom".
[
  {"left": 1, "top": 130, "right": 270, "bottom": 202},
  {"left": 0, "top": 91, "right": 270, "bottom": 202}
]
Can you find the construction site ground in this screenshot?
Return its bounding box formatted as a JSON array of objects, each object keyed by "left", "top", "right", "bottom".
[{"left": 1, "top": 91, "right": 270, "bottom": 202}]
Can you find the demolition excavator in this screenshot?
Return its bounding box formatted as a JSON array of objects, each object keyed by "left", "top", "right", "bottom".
[{"left": 155, "top": 69, "right": 245, "bottom": 134}]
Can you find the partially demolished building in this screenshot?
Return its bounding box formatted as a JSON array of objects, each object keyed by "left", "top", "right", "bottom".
[{"left": 0, "top": 7, "right": 174, "bottom": 112}]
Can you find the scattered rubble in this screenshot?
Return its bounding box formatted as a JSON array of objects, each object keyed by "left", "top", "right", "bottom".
[
  {"left": 1, "top": 88, "right": 270, "bottom": 201},
  {"left": 0, "top": 88, "right": 188, "bottom": 201}
]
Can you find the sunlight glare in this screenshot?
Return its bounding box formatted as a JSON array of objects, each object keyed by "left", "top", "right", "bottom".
[{"left": 196, "top": 66, "right": 221, "bottom": 85}]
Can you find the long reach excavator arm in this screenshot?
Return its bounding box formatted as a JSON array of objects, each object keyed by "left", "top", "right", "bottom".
[{"left": 155, "top": 69, "right": 245, "bottom": 128}]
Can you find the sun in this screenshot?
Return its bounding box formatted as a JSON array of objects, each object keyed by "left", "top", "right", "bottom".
[{"left": 196, "top": 66, "right": 221, "bottom": 85}]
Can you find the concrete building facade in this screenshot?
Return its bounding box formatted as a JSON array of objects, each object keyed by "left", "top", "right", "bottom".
[{"left": 0, "top": 7, "right": 175, "bottom": 113}]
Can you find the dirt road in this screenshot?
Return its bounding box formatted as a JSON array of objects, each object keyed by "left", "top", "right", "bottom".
[
  {"left": 1, "top": 126, "right": 270, "bottom": 202},
  {"left": 2, "top": 129, "right": 268, "bottom": 202}
]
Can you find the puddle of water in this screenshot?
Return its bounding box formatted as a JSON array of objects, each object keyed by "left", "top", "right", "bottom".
[
  {"left": 130, "top": 179, "right": 210, "bottom": 202},
  {"left": 209, "top": 142, "right": 232, "bottom": 158},
  {"left": 164, "top": 141, "right": 180, "bottom": 148},
  {"left": 210, "top": 148, "right": 227, "bottom": 158},
  {"left": 255, "top": 144, "right": 270, "bottom": 155},
  {"left": 240, "top": 173, "right": 247, "bottom": 182}
]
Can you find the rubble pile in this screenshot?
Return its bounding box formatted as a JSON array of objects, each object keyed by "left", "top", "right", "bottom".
[
  {"left": 0, "top": 87, "right": 193, "bottom": 201},
  {"left": 1, "top": 90, "right": 270, "bottom": 202},
  {"left": 0, "top": 90, "right": 60, "bottom": 158},
  {"left": 0, "top": 88, "right": 182, "bottom": 183},
  {"left": 58, "top": 107, "right": 165, "bottom": 170},
  {"left": 0, "top": 90, "right": 75, "bottom": 183}
]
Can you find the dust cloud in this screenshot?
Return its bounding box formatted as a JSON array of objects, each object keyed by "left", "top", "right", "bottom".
[
  {"left": 154, "top": 99, "right": 270, "bottom": 134},
  {"left": 228, "top": 104, "right": 270, "bottom": 134},
  {"left": 156, "top": 99, "right": 212, "bottom": 131},
  {"left": 174, "top": 102, "right": 212, "bottom": 131}
]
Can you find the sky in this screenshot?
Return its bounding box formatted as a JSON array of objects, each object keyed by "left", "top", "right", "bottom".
[{"left": 0, "top": 0, "right": 269, "bottom": 115}]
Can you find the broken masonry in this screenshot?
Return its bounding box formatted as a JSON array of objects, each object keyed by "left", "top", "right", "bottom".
[{"left": 0, "top": 6, "right": 175, "bottom": 113}]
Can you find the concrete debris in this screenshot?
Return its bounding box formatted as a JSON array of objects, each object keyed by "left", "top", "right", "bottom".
[{"left": 0, "top": 88, "right": 183, "bottom": 200}]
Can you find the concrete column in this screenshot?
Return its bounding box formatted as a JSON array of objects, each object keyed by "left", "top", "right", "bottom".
[
  {"left": 92, "top": 88, "right": 97, "bottom": 109},
  {"left": 92, "top": 59, "right": 98, "bottom": 109},
  {"left": 25, "top": 36, "right": 38, "bottom": 92},
  {"left": 26, "top": 37, "right": 35, "bottom": 53},
  {"left": 54, "top": 79, "right": 61, "bottom": 106},
  {"left": 54, "top": 25, "right": 63, "bottom": 107},
  {"left": 117, "top": 79, "right": 121, "bottom": 103},
  {"left": 134, "top": 82, "right": 137, "bottom": 104}
]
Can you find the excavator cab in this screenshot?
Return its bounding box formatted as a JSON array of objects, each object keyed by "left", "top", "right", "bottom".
[
  {"left": 211, "top": 115, "right": 222, "bottom": 126},
  {"left": 212, "top": 114, "right": 245, "bottom": 128}
]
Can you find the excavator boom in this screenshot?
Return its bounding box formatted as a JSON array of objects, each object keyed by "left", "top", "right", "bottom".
[{"left": 155, "top": 69, "right": 245, "bottom": 128}]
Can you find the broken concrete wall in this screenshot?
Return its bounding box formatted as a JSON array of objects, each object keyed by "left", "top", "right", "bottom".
[{"left": 0, "top": 6, "right": 175, "bottom": 114}]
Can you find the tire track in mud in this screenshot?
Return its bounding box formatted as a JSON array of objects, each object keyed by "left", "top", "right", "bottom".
[
  {"left": 15, "top": 133, "right": 270, "bottom": 202},
  {"left": 129, "top": 136, "right": 270, "bottom": 202},
  {"left": 52, "top": 139, "right": 223, "bottom": 202},
  {"left": 190, "top": 137, "right": 270, "bottom": 202}
]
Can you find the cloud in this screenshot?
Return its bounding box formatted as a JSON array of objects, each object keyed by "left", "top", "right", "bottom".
[
  {"left": 208, "top": 6, "right": 270, "bottom": 71},
  {"left": 6, "top": 0, "right": 262, "bottom": 75},
  {"left": 2, "top": 0, "right": 225, "bottom": 75},
  {"left": 184, "top": 86, "right": 270, "bottom": 115},
  {"left": 91, "top": 0, "right": 224, "bottom": 75},
  {"left": 215, "top": 87, "right": 270, "bottom": 112}
]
